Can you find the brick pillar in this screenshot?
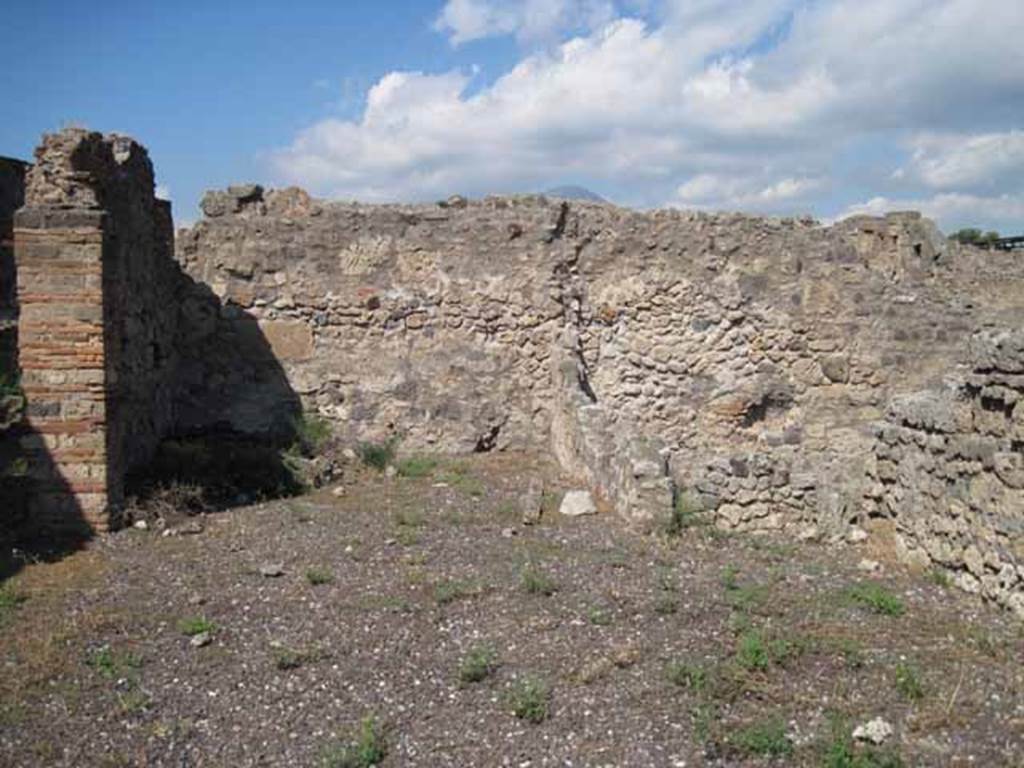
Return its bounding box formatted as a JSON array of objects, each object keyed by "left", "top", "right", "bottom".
[{"left": 14, "top": 207, "right": 116, "bottom": 533}]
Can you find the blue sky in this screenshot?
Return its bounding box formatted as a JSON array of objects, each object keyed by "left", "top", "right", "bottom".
[{"left": 3, "top": 0, "right": 1023, "bottom": 232}]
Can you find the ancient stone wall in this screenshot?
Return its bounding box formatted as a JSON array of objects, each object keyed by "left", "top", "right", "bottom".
[
  {"left": 13, "top": 130, "right": 179, "bottom": 532},
  {"left": 6, "top": 129, "right": 1022, "bottom": 618},
  {"left": 177, "top": 189, "right": 1024, "bottom": 544},
  {"left": 866, "top": 329, "right": 1024, "bottom": 617}
]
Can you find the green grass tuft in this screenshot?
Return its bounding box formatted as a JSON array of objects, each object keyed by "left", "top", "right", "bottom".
[
  {"left": 665, "top": 490, "right": 705, "bottom": 536},
  {"left": 731, "top": 717, "right": 792, "bottom": 757},
  {"left": 735, "top": 629, "right": 770, "bottom": 672},
  {"left": 847, "top": 583, "right": 905, "bottom": 616},
  {"left": 520, "top": 565, "right": 557, "bottom": 596},
  {"left": 319, "top": 717, "right": 387, "bottom": 768},
  {"left": 507, "top": 677, "right": 550, "bottom": 724},
  {"left": 306, "top": 567, "right": 335, "bottom": 586},
  {"left": 434, "top": 579, "right": 479, "bottom": 606},
  {"left": 665, "top": 660, "right": 709, "bottom": 693},
  {"left": 893, "top": 662, "right": 925, "bottom": 701},
  {"left": 357, "top": 438, "right": 398, "bottom": 471},
  {"left": 396, "top": 456, "right": 439, "bottom": 478},
  {"left": 178, "top": 616, "right": 216, "bottom": 637},
  {"left": 458, "top": 644, "right": 499, "bottom": 684}
]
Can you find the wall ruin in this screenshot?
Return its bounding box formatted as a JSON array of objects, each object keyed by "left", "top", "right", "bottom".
[
  {"left": 12, "top": 130, "right": 180, "bottom": 532},
  {"left": 867, "top": 329, "right": 1024, "bottom": 616},
  {"left": 5, "top": 129, "right": 1023, "bottom": 616}
]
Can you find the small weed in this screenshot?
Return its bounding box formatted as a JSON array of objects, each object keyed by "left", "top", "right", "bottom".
[
  {"left": 274, "top": 646, "right": 305, "bottom": 671},
  {"left": 726, "top": 584, "right": 770, "bottom": 613},
  {"left": 927, "top": 567, "right": 951, "bottom": 589},
  {"left": 291, "top": 413, "right": 332, "bottom": 456},
  {"left": 836, "top": 637, "right": 866, "bottom": 670},
  {"left": 306, "top": 567, "right": 335, "bottom": 586},
  {"left": 692, "top": 702, "right": 717, "bottom": 744},
  {"left": 656, "top": 566, "right": 677, "bottom": 592},
  {"left": 728, "top": 611, "right": 754, "bottom": 636},
  {"left": 86, "top": 646, "right": 143, "bottom": 679},
  {"left": 358, "top": 438, "right": 398, "bottom": 471},
  {"left": 601, "top": 549, "right": 630, "bottom": 569},
  {"left": 520, "top": 565, "right": 557, "bottom": 596},
  {"left": 967, "top": 628, "right": 1002, "bottom": 658},
  {"left": 735, "top": 629, "right": 770, "bottom": 672},
  {"left": 721, "top": 564, "right": 740, "bottom": 591},
  {"left": 86, "top": 647, "right": 117, "bottom": 677},
  {"left": 396, "top": 456, "right": 439, "bottom": 478},
  {"left": 0, "top": 582, "right": 26, "bottom": 626},
  {"left": 495, "top": 500, "right": 519, "bottom": 520},
  {"left": 847, "top": 583, "right": 905, "bottom": 617},
  {"left": 116, "top": 689, "right": 151, "bottom": 716},
  {"left": 665, "top": 490, "right": 705, "bottom": 536},
  {"left": 395, "top": 527, "right": 420, "bottom": 546},
  {"left": 540, "top": 490, "right": 560, "bottom": 513},
  {"left": 458, "top": 644, "right": 499, "bottom": 684},
  {"left": 507, "top": 677, "right": 550, "bottom": 724},
  {"left": 893, "top": 662, "right": 925, "bottom": 701},
  {"left": 393, "top": 508, "right": 425, "bottom": 528},
  {"left": 769, "top": 634, "right": 812, "bottom": 667},
  {"left": 319, "top": 717, "right": 387, "bottom": 768},
  {"left": 270, "top": 643, "right": 323, "bottom": 671},
  {"left": 730, "top": 717, "right": 792, "bottom": 758},
  {"left": 438, "top": 463, "right": 486, "bottom": 498},
  {"left": 178, "top": 616, "right": 216, "bottom": 637},
  {"left": 434, "top": 579, "right": 479, "bottom": 605},
  {"left": 587, "top": 606, "right": 613, "bottom": 626},
  {"left": 653, "top": 595, "right": 678, "bottom": 615},
  {"left": 665, "top": 660, "right": 709, "bottom": 693},
  {"left": 356, "top": 594, "right": 414, "bottom": 614}
]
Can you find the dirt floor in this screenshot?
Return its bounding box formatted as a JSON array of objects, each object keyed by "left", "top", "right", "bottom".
[{"left": 1, "top": 452, "right": 1022, "bottom": 767}]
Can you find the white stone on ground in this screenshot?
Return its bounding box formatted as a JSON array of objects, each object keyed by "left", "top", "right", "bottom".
[
  {"left": 560, "top": 490, "right": 597, "bottom": 517},
  {"left": 853, "top": 717, "right": 893, "bottom": 744}
]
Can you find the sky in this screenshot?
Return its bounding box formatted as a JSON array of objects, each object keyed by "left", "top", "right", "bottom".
[{"left": 2, "top": 0, "right": 1023, "bottom": 233}]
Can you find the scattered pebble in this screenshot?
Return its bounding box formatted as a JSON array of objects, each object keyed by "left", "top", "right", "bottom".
[
  {"left": 260, "top": 563, "right": 285, "bottom": 578},
  {"left": 858, "top": 558, "right": 881, "bottom": 573},
  {"left": 133, "top": 520, "right": 149, "bottom": 531}
]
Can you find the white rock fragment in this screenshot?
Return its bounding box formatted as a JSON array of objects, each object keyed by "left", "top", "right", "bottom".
[
  {"left": 853, "top": 717, "right": 893, "bottom": 745},
  {"left": 560, "top": 490, "right": 597, "bottom": 517},
  {"left": 190, "top": 632, "right": 212, "bottom": 648}
]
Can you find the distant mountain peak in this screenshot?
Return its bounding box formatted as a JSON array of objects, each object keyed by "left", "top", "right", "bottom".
[{"left": 544, "top": 185, "right": 606, "bottom": 203}]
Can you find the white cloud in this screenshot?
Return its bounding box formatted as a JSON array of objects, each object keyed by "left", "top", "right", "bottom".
[
  {"left": 434, "top": 0, "right": 617, "bottom": 45},
  {"left": 904, "top": 131, "right": 1024, "bottom": 189},
  {"left": 155, "top": 184, "right": 171, "bottom": 201},
  {"left": 840, "top": 192, "right": 1024, "bottom": 232},
  {"left": 272, "top": 0, "right": 1024, "bottom": 230},
  {"left": 674, "top": 173, "right": 821, "bottom": 211}
]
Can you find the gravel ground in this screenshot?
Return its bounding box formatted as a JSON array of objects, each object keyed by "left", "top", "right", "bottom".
[{"left": 1, "top": 452, "right": 1022, "bottom": 767}]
